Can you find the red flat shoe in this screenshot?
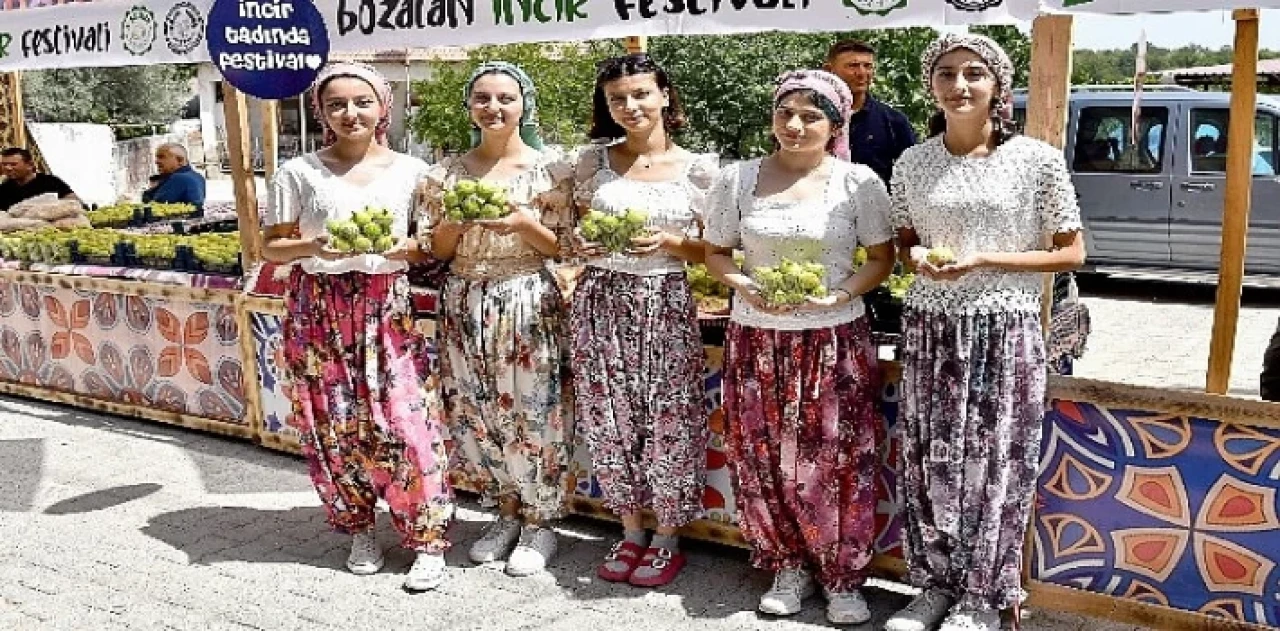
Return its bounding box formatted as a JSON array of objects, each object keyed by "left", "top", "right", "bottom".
[
  {"left": 627, "top": 546, "right": 686, "bottom": 587},
  {"left": 597, "top": 540, "right": 645, "bottom": 582}
]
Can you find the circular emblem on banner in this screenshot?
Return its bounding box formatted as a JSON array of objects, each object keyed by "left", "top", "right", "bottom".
[
  {"left": 164, "top": 2, "right": 206, "bottom": 55},
  {"left": 945, "top": 0, "right": 1003, "bottom": 10},
  {"left": 121, "top": 5, "right": 158, "bottom": 56},
  {"left": 206, "top": 0, "right": 331, "bottom": 100},
  {"left": 842, "top": 0, "right": 906, "bottom": 16}
]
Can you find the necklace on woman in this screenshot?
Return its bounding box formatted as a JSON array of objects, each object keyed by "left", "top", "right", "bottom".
[{"left": 627, "top": 145, "right": 671, "bottom": 169}]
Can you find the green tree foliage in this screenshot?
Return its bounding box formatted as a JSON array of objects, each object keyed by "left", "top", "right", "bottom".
[
  {"left": 1073, "top": 44, "right": 1280, "bottom": 86},
  {"left": 22, "top": 66, "right": 196, "bottom": 135},
  {"left": 409, "top": 33, "right": 1280, "bottom": 159},
  {"left": 650, "top": 28, "right": 941, "bottom": 158},
  {"left": 410, "top": 41, "right": 619, "bottom": 154}
]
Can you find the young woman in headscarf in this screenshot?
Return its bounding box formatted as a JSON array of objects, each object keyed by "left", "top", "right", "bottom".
[
  {"left": 703, "top": 70, "right": 894, "bottom": 624},
  {"left": 261, "top": 62, "right": 453, "bottom": 592},
  {"left": 417, "top": 61, "right": 575, "bottom": 578},
  {"left": 885, "top": 34, "right": 1084, "bottom": 631},
  {"left": 570, "top": 53, "right": 718, "bottom": 588}
]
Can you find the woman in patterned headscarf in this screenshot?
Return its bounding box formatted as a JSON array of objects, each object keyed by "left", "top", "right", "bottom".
[
  {"left": 416, "top": 61, "right": 576, "bottom": 578},
  {"left": 886, "top": 34, "right": 1086, "bottom": 631},
  {"left": 261, "top": 62, "right": 453, "bottom": 592},
  {"left": 703, "top": 69, "right": 893, "bottom": 625}
]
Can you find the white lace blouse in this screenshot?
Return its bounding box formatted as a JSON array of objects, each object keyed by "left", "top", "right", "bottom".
[
  {"left": 889, "top": 135, "right": 1083, "bottom": 316},
  {"left": 704, "top": 158, "right": 893, "bottom": 331},
  {"left": 573, "top": 143, "right": 719, "bottom": 277},
  {"left": 263, "top": 152, "right": 429, "bottom": 275}
]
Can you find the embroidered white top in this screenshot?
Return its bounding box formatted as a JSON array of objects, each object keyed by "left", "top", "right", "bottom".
[
  {"left": 263, "top": 152, "right": 429, "bottom": 275},
  {"left": 573, "top": 143, "right": 719, "bottom": 277},
  {"left": 704, "top": 157, "right": 893, "bottom": 331},
  {"left": 889, "top": 135, "right": 1083, "bottom": 316}
]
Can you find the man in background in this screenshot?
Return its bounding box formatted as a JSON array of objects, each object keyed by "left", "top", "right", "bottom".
[
  {"left": 143, "top": 143, "right": 205, "bottom": 209},
  {"left": 825, "top": 40, "right": 917, "bottom": 187},
  {"left": 0, "top": 147, "right": 77, "bottom": 212}
]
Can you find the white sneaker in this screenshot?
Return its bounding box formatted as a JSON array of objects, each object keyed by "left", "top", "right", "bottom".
[
  {"left": 345, "top": 531, "right": 384, "bottom": 576},
  {"left": 884, "top": 589, "right": 955, "bottom": 631},
  {"left": 505, "top": 525, "right": 557, "bottom": 577},
  {"left": 758, "top": 568, "right": 815, "bottom": 616},
  {"left": 403, "top": 552, "right": 447, "bottom": 592},
  {"left": 825, "top": 588, "right": 872, "bottom": 625},
  {"left": 938, "top": 608, "right": 1000, "bottom": 631},
  {"left": 469, "top": 517, "right": 522, "bottom": 564}
]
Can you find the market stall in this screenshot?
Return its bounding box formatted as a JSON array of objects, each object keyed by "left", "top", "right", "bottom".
[{"left": 3, "top": 0, "right": 1280, "bottom": 629}]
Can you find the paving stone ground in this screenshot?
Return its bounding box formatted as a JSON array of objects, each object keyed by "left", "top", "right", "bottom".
[
  {"left": 0, "top": 397, "right": 1152, "bottom": 631},
  {"left": 1072, "top": 275, "right": 1280, "bottom": 397}
]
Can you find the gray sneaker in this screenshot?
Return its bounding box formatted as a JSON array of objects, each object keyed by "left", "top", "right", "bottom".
[
  {"left": 824, "top": 588, "right": 872, "bottom": 625},
  {"left": 469, "top": 517, "right": 522, "bottom": 564},
  {"left": 885, "top": 589, "right": 955, "bottom": 631},
  {"left": 758, "top": 568, "right": 816, "bottom": 616},
  {"left": 345, "top": 531, "right": 384, "bottom": 576},
  {"left": 505, "top": 525, "right": 557, "bottom": 577}
]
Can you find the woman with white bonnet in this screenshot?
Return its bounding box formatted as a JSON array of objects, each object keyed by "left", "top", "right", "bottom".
[
  {"left": 261, "top": 62, "right": 453, "bottom": 592},
  {"left": 704, "top": 69, "right": 894, "bottom": 625},
  {"left": 887, "top": 33, "right": 1085, "bottom": 631}
]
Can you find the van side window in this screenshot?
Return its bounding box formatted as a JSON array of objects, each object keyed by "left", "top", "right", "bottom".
[
  {"left": 1073, "top": 106, "right": 1167, "bottom": 174},
  {"left": 1191, "top": 109, "right": 1279, "bottom": 176}
]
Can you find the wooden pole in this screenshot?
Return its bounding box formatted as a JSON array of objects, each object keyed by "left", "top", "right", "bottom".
[
  {"left": 1021, "top": 13, "right": 1074, "bottom": 591},
  {"left": 259, "top": 99, "right": 280, "bottom": 182},
  {"left": 1206, "top": 8, "right": 1261, "bottom": 395},
  {"left": 1024, "top": 15, "right": 1075, "bottom": 340},
  {"left": 221, "top": 83, "right": 262, "bottom": 267},
  {"left": 624, "top": 36, "right": 648, "bottom": 54},
  {"left": 298, "top": 94, "right": 309, "bottom": 154},
  {"left": 0, "top": 72, "right": 26, "bottom": 151}
]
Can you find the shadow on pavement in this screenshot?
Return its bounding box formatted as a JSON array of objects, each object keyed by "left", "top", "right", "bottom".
[
  {"left": 0, "top": 438, "right": 44, "bottom": 512},
  {"left": 44, "top": 482, "right": 163, "bottom": 515},
  {"left": 138, "top": 488, "right": 922, "bottom": 626},
  {"left": 0, "top": 396, "right": 314, "bottom": 496}
]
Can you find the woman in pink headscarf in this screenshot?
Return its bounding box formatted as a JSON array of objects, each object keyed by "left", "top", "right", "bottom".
[
  {"left": 260, "top": 62, "right": 453, "bottom": 592},
  {"left": 703, "top": 69, "right": 894, "bottom": 625}
]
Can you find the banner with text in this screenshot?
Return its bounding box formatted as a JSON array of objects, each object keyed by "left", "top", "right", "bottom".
[
  {"left": 4, "top": 0, "right": 1277, "bottom": 73},
  {"left": 316, "top": 0, "right": 1023, "bottom": 52},
  {"left": 0, "top": 0, "right": 211, "bottom": 71},
  {"left": 1034, "top": 0, "right": 1280, "bottom": 14},
  {"left": 1, "top": 0, "right": 1030, "bottom": 72}
]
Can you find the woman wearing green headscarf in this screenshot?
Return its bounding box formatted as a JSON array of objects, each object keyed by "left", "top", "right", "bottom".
[{"left": 415, "top": 61, "right": 576, "bottom": 577}]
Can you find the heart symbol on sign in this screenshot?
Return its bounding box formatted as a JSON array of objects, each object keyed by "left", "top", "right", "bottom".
[{"left": 305, "top": 55, "right": 323, "bottom": 70}]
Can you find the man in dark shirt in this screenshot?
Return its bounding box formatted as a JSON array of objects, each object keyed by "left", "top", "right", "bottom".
[
  {"left": 0, "top": 147, "right": 77, "bottom": 212},
  {"left": 825, "top": 40, "right": 917, "bottom": 187}
]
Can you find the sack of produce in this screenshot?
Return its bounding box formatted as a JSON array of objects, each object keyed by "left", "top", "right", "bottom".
[
  {"left": 0, "top": 217, "right": 53, "bottom": 233},
  {"left": 7, "top": 193, "right": 59, "bottom": 218},
  {"left": 18, "top": 200, "right": 84, "bottom": 222},
  {"left": 53, "top": 216, "right": 92, "bottom": 229}
]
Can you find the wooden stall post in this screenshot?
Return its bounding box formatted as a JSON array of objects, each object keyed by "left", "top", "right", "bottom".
[
  {"left": 260, "top": 99, "right": 280, "bottom": 182},
  {"left": 1024, "top": 15, "right": 1075, "bottom": 338},
  {"left": 0, "top": 72, "right": 26, "bottom": 150},
  {"left": 625, "top": 36, "right": 648, "bottom": 54},
  {"left": 1022, "top": 13, "right": 1074, "bottom": 588},
  {"left": 221, "top": 83, "right": 263, "bottom": 266},
  {"left": 1206, "top": 9, "right": 1261, "bottom": 395}
]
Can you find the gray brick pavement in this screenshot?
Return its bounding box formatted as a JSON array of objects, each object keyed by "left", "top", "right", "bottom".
[
  {"left": 1073, "top": 279, "right": 1280, "bottom": 397},
  {"left": 0, "top": 397, "right": 1145, "bottom": 631}
]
